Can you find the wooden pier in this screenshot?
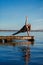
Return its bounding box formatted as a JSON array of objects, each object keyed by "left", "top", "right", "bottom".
[{"left": 0, "top": 36, "right": 34, "bottom": 43}]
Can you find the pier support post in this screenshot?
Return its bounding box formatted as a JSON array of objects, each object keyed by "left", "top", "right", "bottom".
[
  {"left": 2, "top": 39, "right": 8, "bottom": 43},
  {"left": 2, "top": 39, "right": 5, "bottom": 43}
]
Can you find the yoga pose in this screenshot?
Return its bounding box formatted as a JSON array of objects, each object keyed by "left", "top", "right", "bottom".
[{"left": 12, "top": 16, "right": 31, "bottom": 36}]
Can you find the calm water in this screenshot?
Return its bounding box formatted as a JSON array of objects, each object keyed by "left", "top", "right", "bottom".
[{"left": 0, "top": 31, "right": 43, "bottom": 65}]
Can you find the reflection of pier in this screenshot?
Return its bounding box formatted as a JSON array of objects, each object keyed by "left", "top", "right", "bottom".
[
  {"left": 0, "top": 41, "right": 34, "bottom": 46},
  {"left": 0, "top": 41, "right": 34, "bottom": 65},
  {"left": 15, "top": 41, "right": 34, "bottom": 46}
]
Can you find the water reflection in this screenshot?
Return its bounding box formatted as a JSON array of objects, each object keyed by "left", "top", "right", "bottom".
[
  {"left": 19, "top": 41, "right": 34, "bottom": 65},
  {"left": 0, "top": 41, "right": 34, "bottom": 65},
  {"left": 20, "top": 46, "right": 30, "bottom": 65},
  {"left": 0, "top": 41, "right": 34, "bottom": 46}
]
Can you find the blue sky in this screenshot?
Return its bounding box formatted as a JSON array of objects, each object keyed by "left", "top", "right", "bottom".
[{"left": 0, "top": 0, "right": 43, "bottom": 30}]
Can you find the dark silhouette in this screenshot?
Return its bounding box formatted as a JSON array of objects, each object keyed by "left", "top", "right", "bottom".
[{"left": 12, "top": 16, "right": 31, "bottom": 36}]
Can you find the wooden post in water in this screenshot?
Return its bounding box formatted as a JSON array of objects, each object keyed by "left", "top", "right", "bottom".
[{"left": 2, "top": 39, "right": 5, "bottom": 44}]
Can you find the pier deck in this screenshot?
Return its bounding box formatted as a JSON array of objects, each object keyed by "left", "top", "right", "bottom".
[{"left": 0, "top": 36, "right": 34, "bottom": 43}]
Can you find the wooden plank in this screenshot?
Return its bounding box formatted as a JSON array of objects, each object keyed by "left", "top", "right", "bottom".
[{"left": 0, "top": 36, "right": 34, "bottom": 40}]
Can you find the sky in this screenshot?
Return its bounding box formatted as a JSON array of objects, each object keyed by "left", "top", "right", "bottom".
[{"left": 0, "top": 0, "right": 43, "bottom": 30}]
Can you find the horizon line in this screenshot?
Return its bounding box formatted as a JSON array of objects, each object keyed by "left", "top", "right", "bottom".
[{"left": 0, "top": 29, "right": 43, "bottom": 32}]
